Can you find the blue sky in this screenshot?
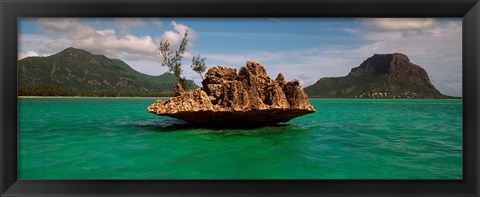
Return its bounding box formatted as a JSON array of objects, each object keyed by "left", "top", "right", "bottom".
[{"left": 18, "top": 18, "right": 462, "bottom": 96}]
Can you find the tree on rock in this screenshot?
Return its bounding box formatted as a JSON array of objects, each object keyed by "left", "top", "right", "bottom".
[
  {"left": 158, "top": 29, "right": 189, "bottom": 89},
  {"left": 191, "top": 55, "right": 206, "bottom": 80},
  {"left": 158, "top": 29, "right": 207, "bottom": 89}
]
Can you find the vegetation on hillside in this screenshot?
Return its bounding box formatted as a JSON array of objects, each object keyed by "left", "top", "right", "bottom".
[
  {"left": 304, "top": 75, "right": 451, "bottom": 99},
  {"left": 18, "top": 47, "right": 195, "bottom": 97}
]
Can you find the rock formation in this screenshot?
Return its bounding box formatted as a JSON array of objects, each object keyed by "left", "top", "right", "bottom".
[
  {"left": 304, "top": 53, "right": 452, "bottom": 99},
  {"left": 147, "top": 61, "right": 315, "bottom": 127},
  {"left": 348, "top": 53, "right": 436, "bottom": 90}
]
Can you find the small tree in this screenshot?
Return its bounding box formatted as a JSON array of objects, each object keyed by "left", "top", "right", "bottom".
[
  {"left": 158, "top": 29, "right": 189, "bottom": 89},
  {"left": 158, "top": 28, "right": 208, "bottom": 90},
  {"left": 239, "top": 66, "right": 247, "bottom": 75},
  {"left": 191, "top": 54, "right": 207, "bottom": 80}
]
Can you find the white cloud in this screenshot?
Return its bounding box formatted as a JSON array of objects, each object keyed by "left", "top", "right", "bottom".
[
  {"left": 18, "top": 51, "right": 40, "bottom": 59},
  {"left": 38, "top": 18, "right": 95, "bottom": 40},
  {"left": 96, "top": 29, "right": 116, "bottom": 36},
  {"left": 158, "top": 21, "right": 198, "bottom": 51},
  {"left": 73, "top": 33, "right": 157, "bottom": 57},
  {"left": 172, "top": 21, "right": 189, "bottom": 35},
  {"left": 360, "top": 18, "right": 437, "bottom": 31},
  {"left": 25, "top": 18, "right": 199, "bottom": 63},
  {"left": 18, "top": 34, "right": 63, "bottom": 59}
]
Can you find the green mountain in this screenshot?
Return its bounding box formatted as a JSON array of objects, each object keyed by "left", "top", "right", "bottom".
[
  {"left": 304, "top": 53, "right": 452, "bottom": 99},
  {"left": 18, "top": 47, "right": 195, "bottom": 97}
]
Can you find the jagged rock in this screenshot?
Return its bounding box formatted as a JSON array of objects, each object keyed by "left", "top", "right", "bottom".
[
  {"left": 147, "top": 61, "right": 315, "bottom": 127},
  {"left": 348, "top": 53, "right": 436, "bottom": 89}
]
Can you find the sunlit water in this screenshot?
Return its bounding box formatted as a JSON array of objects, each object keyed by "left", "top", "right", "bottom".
[{"left": 18, "top": 98, "right": 462, "bottom": 179}]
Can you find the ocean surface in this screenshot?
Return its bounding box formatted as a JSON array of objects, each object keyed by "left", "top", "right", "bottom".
[{"left": 18, "top": 98, "right": 462, "bottom": 179}]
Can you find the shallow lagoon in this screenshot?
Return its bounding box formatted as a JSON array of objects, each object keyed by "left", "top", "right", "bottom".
[{"left": 18, "top": 98, "right": 462, "bottom": 179}]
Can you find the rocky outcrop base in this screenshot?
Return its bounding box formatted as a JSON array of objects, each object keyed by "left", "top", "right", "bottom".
[{"left": 147, "top": 61, "right": 315, "bottom": 127}]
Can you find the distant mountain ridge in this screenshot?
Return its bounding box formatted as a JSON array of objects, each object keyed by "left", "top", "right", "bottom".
[
  {"left": 304, "top": 53, "right": 453, "bottom": 99},
  {"left": 18, "top": 47, "right": 194, "bottom": 97}
]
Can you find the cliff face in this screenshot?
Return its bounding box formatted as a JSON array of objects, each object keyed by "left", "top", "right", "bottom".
[
  {"left": 305, "top": 53, "right": 449, "bottom": 99},
  {"left": 348, "top": 53, "right": 436, "bottom": 90},
  {"left": 147, "top": 62, "right": 315, "bottom": 126}
]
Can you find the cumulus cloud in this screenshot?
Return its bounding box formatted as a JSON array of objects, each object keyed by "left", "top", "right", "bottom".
[
  {"left": 29, "top": 18, "right": 199, "bottom": 62},
  {"left": 39, "top": 18, "right": 156, "bottom": 57},
  {"left": 74, "top": 33, "right": 157, "bottom": 57},
  {"left": 18, "top": 34, "right": 65, "bottom": 59},
  {"left": 360, "top": 18, "right": 437, "bottom": 31},
  {"left": 18, "top": 51, "right": 40, "bottom": 59},
  {"left": 154, "top": 21, "right": 199, "bottom": 60},
  {"left": 158, "top": 21, "right": 198, "bottom": 51},
  {"left": 38, "top": 18, "right": 95, "bottom": 40}
]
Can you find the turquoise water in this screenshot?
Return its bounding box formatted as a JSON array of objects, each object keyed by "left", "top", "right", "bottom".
[{"left": 18, "top": 98, "right": 462, "bottom": 179}]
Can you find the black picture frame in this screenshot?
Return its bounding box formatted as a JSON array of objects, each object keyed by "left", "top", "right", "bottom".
[{"left": 1, "top": 0, "right": 479, "bottom": 196}]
